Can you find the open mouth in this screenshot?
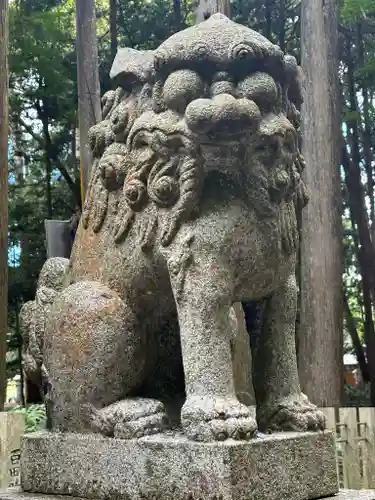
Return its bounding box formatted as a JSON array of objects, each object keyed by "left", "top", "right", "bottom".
[
  {"left": 127, "top": 97, "right": 260, "bottom": 155},
  {"left": 127, "top": 110, "right": 195, "bottom": 151}
]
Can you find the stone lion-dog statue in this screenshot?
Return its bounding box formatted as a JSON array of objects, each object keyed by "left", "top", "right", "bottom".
[{"left": 21, "top": 14, "right": 325, "bottom": 442}]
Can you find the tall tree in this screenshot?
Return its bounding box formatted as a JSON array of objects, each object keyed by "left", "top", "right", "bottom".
[
  {"left": 195, "top": 0, "right": 231, "bottom": 22},
  {"left": 298, "top": 0, "right": 343, "bottom": 406},
  {"left": 110, "top": 0, "right": 117, "bottom": 62},
  {"left": 76, "top": 0, "right": 101, "bottom": 204},
  {"left": 0, "top": 0, "right": 8, "bottom": 410}
]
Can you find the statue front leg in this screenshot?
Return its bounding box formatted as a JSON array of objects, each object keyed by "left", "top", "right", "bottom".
[
  {"left": 167, "top": 245, "right": 257, "bottom": 442},
  {"left": 250, "top": 272, "right": 326, "bottom": 432}
]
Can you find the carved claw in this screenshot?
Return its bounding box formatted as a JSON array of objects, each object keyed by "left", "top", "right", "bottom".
[
  {"left": 114, "top": 412, "right": 168, "bottom": 439},
  {"left": 181, "top": 396, "right": 257, "bottom": 442},
  {"left": 258, "top": 394, "right": 326, "bottom": 433},
  {"left": 80, "top": 398, "right": 168, "bottom": 439}
]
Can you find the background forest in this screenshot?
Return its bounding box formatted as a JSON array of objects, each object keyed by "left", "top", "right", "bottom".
[{"left": 6, "top": 0, "right": 375, "bottom": 407}]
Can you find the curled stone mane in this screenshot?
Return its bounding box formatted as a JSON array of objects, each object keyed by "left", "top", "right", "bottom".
[
  {"left": 113, "top": 123, "right": 204, "bottom": 249},
  {"left": 81, "top": 48, "right": 155, "bottom": 234}
]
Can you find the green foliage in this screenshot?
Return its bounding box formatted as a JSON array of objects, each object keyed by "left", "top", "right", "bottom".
[
  {"left": 9, "top": 1, "right": 77, "bottom": 124},
  {"left": 344, "top": 384, "right": 371, "bottom": 407},
  {"left": 341, "top": 0, "right": 375, "bottom": 22},
  {"left": 7, "top": 404, "right": 46, "bottom": 433},
  {"left": 343, "top": 108, "right": 362, "bottom": 123}
]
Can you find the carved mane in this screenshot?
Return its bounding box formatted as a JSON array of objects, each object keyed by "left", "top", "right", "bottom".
[{"left": 82, "top": 16, "right": 308, "bottom": 255}]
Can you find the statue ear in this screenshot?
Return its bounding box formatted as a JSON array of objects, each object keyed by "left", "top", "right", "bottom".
[{"left": 110, "top": 47, "right": 155, "bottom": 92}]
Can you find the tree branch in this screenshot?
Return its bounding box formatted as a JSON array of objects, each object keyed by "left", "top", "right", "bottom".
[{"left": 18, "top": 117, "right": 44, "bottom": 149}]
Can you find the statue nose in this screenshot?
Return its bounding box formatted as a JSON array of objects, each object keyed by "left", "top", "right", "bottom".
[
  {"left": 185, "top": 94, "right": 261, "bottom": 135},
  {"left": 210, "top": 71, "right": 235, "bottom": 97},
  {"left": 210, "top": 80, "right": 236, "bottom": 97}
]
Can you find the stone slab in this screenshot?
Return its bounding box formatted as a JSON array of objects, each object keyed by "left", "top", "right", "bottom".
[
  {"left": 333, "top": 492, "right": 375, "bottom": 499},
  {"left": 21, "top": 430, "right": 338, "bottom": 500},
  {"left": 0, "top": 413, "right": 25, "bottom": 489},
  {"left": 1, "top": 489, "right": 375, "bottom": 500}
]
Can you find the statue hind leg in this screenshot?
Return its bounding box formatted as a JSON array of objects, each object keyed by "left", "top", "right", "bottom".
[
  {"left": 249, "top": 272, "right": 326, "bottom": 432},
  {"left": 44, "top": 280, "right": 167, "bottom": 437}
]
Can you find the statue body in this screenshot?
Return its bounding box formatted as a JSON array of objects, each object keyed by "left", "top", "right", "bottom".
[{"left": 21, "top": 14, "right": 325, "bottom": 442}]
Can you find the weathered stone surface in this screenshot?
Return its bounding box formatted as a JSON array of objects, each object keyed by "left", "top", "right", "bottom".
[
  {"left": 2, "top": 490, "right": 375, "bottom": 500},
  {"left": 109, "top": 47, "right": 154, "bottom": 88},
  {"left": 0, "top": 413, "right": 25, "bottom": 489},
  {"left": 19, "top": 257, "right": 69, "bottom": 399},
  {"left": 332, "top": 492, "right": 375, "bottom": 500},
  {"left": 21, "top": 431, "right": 337, "bottom": 500},
  {"left": 21, "top": 13, "right": 324, "bottom": 446}
]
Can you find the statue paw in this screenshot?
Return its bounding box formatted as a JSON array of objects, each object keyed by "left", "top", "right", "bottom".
[
  {"left": 81, "top": 398, "right": 169, "bottom": 439},
  {"left": 258, "top": 394, "right": 326, "bottom": 433},
  {"left": 114, "top": 410, "right": 168, "bottom": 439},
  {"left": 181, "top": 396, "right": 257, "bottom": 442}
]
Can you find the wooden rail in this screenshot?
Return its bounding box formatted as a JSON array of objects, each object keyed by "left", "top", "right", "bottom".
[{"left": 321, "top": 407, "right": 375, "bottom": 489}]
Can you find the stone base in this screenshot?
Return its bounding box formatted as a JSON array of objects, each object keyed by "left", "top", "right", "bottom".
[
  {"left": 20, "top": 430, "right": 338, "bottom": 500},
  {"left": 4, "top": 489, "right": 375, "bottom": 500}
]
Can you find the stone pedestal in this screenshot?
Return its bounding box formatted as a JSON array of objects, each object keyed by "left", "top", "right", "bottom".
[
  {"left": 20, "top": 430, "right": 338, "bottom": 500},
  {"left": 0, "top": 413, "right": 25, "bottom": 489},
  {"left": 2, "top": 489, "right": 375, "bottom": 500}
]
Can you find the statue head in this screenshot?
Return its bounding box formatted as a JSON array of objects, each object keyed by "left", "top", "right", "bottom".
[{"left": 86, "top": 14, "right": 308, "bottom": 250}]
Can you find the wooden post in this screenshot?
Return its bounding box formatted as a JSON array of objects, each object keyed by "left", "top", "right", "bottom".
[
  {"left": 0, "top": 0, "right": 9, "bottom": 412},
  {"left": 44, "top": 220, "right": 73, "bottom": 259},
  {"left": 75, "top": 0, "right": 101, "bottom": 208},
  {"left": 0, "top": 413, "right": 25, "bottom": 489}
]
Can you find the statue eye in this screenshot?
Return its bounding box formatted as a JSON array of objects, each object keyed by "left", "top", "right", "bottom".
[
  {"left": 232, "top": 44, "right": 254, "bottom": 62},
  {"left": 154, "top": 53, "right": 167, "bottom": 71},
  {"left": 194, "top": 42, "right": 209, "bottom": 58}
]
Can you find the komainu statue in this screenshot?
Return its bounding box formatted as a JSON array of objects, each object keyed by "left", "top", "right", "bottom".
[{"left": 21, "top": 14, "right": 325, "bottom": 442}]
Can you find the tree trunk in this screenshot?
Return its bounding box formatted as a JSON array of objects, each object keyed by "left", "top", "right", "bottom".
[
  {"left": 265, "top": 0, "right": 272, "bottom": 40},
  {"left": 173, "top": 0, "right": 182, "bottom": 31},
  {"left": 298, "top": 0, "right": 343, "bottom": 407},
  {"left": 356, "top": 24, "right": 375, "bottom": 245},
  {"left": 341, "top": 41, "right": 375, "bottom": 404},
  {"left": 278, "top": 0, "right": 285, "bottom": 51},
  {"left": 343, "top": 291, "right": 369, "bottom": 383},
  {"left": 360, "top": 247, "right": 375, "bottom": 404},
  {"left": 346, "top": 208, "right": 375, "bottom": 389},
  {"left": 110, "top": 0, "right": 117, "bottom": 62},
  {"left": 14, "top": 302, "right": 25, "bottom": 407},
  {"left": 76, "top": 0, "right": 102, "bottom": 207},
  {"left": 194, "top": 0, "right": 230, "bottom": 22},
  {"left": 0, "top": 0, "right": 8, "bottom": 411}
]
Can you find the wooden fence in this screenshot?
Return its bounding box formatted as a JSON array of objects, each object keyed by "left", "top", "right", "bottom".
[{"left": 321, "top": 407, "right": 375, "bottom": 490}]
